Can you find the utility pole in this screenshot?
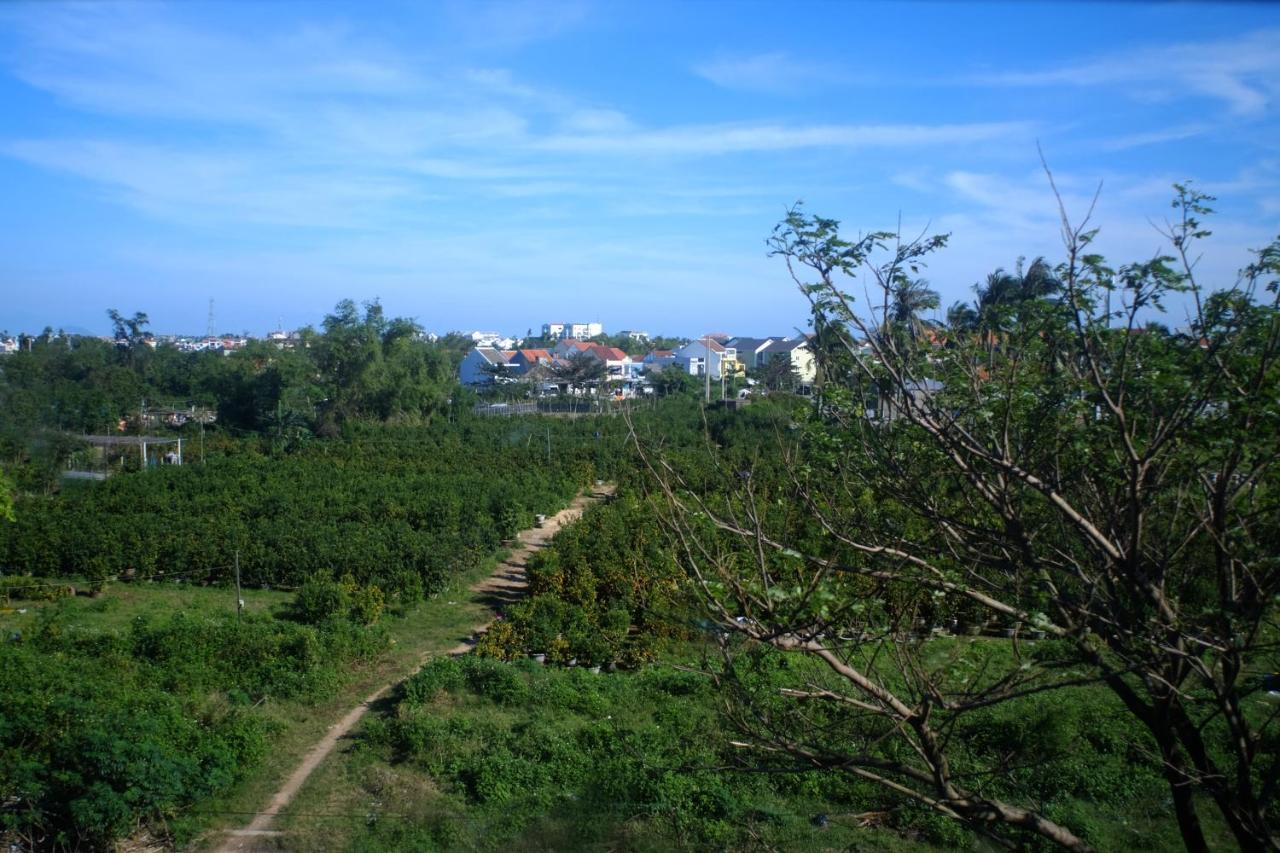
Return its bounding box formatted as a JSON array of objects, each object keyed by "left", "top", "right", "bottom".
[
  {"left": 704, "top": 335, "right": 711, "bottom": 403},
  {"left": 234, "top": 550, "right": 244, "bottom": 619},
  {"left": 139, "top": 397, "right": 146, "bottom": 468},
  {"left": 546, "top": 425, "right": 551, "bottom": 464}
]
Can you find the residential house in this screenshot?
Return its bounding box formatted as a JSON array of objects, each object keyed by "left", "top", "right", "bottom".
[
  {"left": 760, "top": 336, "right": 817, "bottom": 384},
  {"left": 724, "top": 336, "right": 777, "bottom": 372},
  {"left": 467, "top": 330, "right": 515, "bottom": 349},
  {"left": 266, "top": 329, "right": 303, "bottom": 350},
  {"left": 459, "top": 347, "right": 514, "bottom": 386},
  {"left": 583, "top": 344, "right": 637, "bottom": 379},
  {"left": 619, "top": 330, "right": 649, "bottom": 343},
  {"left": 674, "top": 337, "right": 734, "bottom": 379},
  {"left": 641, "top": 349, "right": 677, "bottom": 372},
  {"left": 553, "top": 338, "right": 594, "bottom": 358},
  {"left": 507, "top": 348, "right": 554, "bottom": 376}
]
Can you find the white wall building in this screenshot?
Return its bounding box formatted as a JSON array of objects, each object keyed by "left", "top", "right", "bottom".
[
  {"left": 542, "top": 321, "right": 603, "bottom": 340},
  {"left": 467, "top": 330, "right": 514, "bottom": 349},
  {"left": 674, "top": 338, "right": 735, "bottom": 380}
]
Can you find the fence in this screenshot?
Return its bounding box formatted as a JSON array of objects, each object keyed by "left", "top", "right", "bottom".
[{"left": 473, "top": 399, "right": 637, "bottom": 417}]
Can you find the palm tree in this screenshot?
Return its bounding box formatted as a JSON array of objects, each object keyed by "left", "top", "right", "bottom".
[
  {"left": 948, "top": 257, "right": 1061, "bottom": 341},
  {"left": 946, "top": 301, "right": 980, "bottom": 333},
  {"left": 887, "top": 277, "right": 941, "bottom": 342}
]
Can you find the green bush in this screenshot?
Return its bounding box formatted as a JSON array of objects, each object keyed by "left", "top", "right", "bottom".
[
  {"left": 477, "top": 494, "right": 682, "bottom": 667},
  {"left": 363, "top": 654, "right": 882, "bottom": 850},
  {"left": 0, "top": 596, "right": 390, "bottom": 848}
]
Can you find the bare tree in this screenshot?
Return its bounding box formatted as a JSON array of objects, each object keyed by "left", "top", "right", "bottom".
[{"left": 636, "top": 183, "right": 1280, "bottom": 850}]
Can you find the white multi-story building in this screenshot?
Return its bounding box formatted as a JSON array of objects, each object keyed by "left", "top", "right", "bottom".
[{"left": 542, "top": 322, "right": 603, "bottom": 340}]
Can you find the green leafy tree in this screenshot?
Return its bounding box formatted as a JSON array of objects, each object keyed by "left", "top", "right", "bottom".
[
  {"left": 753, "top": 355, "right": 800, "bottom": 392},
  {"left": 106, "top": 309, "right": 150, "bottom": 346},
  {"left": 553, "top": 351, "right": 608, "bottom": 396},
  {"left": 645, "top": 187, "right": 1280, "bottom": 851},
  {"left": 0, "top": 467, "right": 15, "bottom": 522},
  {"left": 648, "top": 365, "right": 697, "bottom": 397}
]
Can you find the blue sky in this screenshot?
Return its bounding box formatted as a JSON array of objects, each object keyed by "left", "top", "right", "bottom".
[{"left": 2, "top": 1, "right": 1278, "bottom": 338}]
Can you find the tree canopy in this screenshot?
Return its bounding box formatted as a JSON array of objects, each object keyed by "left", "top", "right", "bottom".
[{"left": 645, "top": 186, "right": 1280, "bottom": 850}]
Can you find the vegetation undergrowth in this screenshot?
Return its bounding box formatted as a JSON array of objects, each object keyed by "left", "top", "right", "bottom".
[
  {"left": 1, "top": 589, "right": 386, "bottom": 850},
  {"left": 0, "top": 416, "right": 629, "bottom": 850}
]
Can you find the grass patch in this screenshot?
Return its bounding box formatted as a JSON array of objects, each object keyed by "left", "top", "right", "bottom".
[
  {"left": 177, "top": 546, "right": 520, "bottom": 849},
  {"left": 1, "top": 580, "right": 292, "bottom": 635},
  {"left": 278, "top": 651, "right": 943, "bottom": 852},
  {"left": 0, "top": 541, "right": 522, "bottom": 851}
]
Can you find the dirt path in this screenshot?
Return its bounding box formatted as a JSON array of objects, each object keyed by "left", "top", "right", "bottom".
[{"left": 214, "top": 485, "right": 614, "bottom": 852}]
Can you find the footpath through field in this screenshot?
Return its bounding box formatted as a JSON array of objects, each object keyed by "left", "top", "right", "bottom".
[{"left": 212, "top": 484, "right": 615, "bottom": 853}]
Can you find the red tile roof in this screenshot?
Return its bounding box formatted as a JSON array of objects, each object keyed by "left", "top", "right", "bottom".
[{"left": 588, "top": 345, "right": 628, "bottom": 361}]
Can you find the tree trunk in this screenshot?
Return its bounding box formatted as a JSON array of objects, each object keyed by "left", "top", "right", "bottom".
[{"left": 1159, "top": 742, "right": 1210, "bottom": 853}]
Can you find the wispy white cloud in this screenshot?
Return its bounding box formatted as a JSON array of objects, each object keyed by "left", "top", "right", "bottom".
[
  {"left": 540, "top": 121, "right": 1034, "bottom": 156},
  {"left": 1098, "top": 124, "right": 1210, "bottom": 152},
  {"left": 10, "top": 9, "right": 420, "bottom": 126},
  {"left": 1, "top": 4, "right": 1039, "bottom": 230},
  {"left": 693, "top": 51, "right": 851, "bottom": 94},
  {"left": 971, "top": 28, "right": 1280, "bottom": 116},
  {"left": 3, "top": 138, "right": 423, "bottom": 228},
  {"left": 916, "top": 166, "right": 1278, "bottom": 316}
]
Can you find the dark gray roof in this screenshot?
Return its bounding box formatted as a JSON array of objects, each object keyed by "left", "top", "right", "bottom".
[
  {"left": 762, "top": 337, "right": 810, "bottom": 354},
  {"left": 726, "top": 336, "right": 775, "bottom": 353}
]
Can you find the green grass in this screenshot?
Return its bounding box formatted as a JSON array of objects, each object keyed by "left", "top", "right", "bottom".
[
  {"left": 4, "top": 578, "right": 1238, "bottom": 851},
  {"left": 0, "top": 542, "right": 519, "bottom": 851},
  {"left": 174, "top": 548, "right": 517, "bottom": 849},
  {"left": 1, "top": 581, "right": 293, "bottom": 635},
  {"left": 267, "top": 634, "right": 1244, "bottom": 853},
  {"left": 273, "top": 646, "right": 947, "bottom": 852}
]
